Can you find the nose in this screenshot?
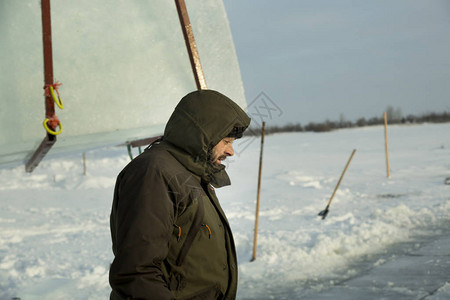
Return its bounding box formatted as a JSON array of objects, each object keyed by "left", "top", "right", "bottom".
[{"left": 225, "top": 143, "right": 234, "bottom": 157}]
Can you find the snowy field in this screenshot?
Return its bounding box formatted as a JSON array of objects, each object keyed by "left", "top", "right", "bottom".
[{"left": 0, "top": 123, "right": 449, "bottom": 299}]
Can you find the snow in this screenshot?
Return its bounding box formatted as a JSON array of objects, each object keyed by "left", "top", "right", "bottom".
[{"left": 0, "top": 123, "right": 449, "bottom": 299}]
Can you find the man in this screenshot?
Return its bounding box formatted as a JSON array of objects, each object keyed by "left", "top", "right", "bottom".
[{"left": 109, "top": 90, "right": 251, "bottom": 299}]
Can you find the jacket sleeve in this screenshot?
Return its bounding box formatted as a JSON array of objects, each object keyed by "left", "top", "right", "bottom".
[{"left": 109, "top": 164, "right": 175, "bottom": 300}]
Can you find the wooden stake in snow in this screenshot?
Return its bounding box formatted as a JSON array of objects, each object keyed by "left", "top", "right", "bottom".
[
  {"left": 251, "top": 122, "right": 266, "bottom": 262},
  {"left": 384, "top": 112, "right": 391, "bottom": 178},
  {"left": 83, "top": 152, "right": 87, "bottom": 176}
]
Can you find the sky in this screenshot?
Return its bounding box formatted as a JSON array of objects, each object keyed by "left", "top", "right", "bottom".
[{"left": 223, "top": 0, "right": 450, "bottom": 125}]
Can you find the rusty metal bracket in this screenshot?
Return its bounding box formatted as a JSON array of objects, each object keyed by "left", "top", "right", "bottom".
[
  {"left": 175, "top": 0, "right": 207, "bottom": 90},
  {"left": 128, "top": 136, "right": 162, "bottom": 148},
  {"left": 26, "top": 0, "right": 57, "bottom": 173},
  {"left": 125, "top": 136, "right": 162, "bottom": 160},
  {"left": 25, "top": 134, "right": 57, "bottom": 172}
]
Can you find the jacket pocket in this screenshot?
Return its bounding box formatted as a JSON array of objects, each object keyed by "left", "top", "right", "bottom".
[{"left": 175, "top": 196, "right": 205, "bottom": 266}]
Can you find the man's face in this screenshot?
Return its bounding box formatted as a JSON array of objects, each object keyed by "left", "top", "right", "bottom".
[{"left": 210, "top": 137, "right": 235, "bottom": 165}]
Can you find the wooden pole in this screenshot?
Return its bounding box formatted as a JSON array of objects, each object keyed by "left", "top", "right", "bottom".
[
  {"left": 384, "top": 112, "right": 391, "bottom": 178},
  {"left": 329, "top": 149, "right": 356, "bottom": 206},
  {"left": 82, "top": 152, "right": 87, "bottom": 176},
  {"left": 319, "top": 149, "right": 357, "bottom": 219},
  {"left": 251, "top": 122, "right": 266, "bottom": 262},
  {"left": 175, "top": 0, "right": 207, "bottom": 90}
]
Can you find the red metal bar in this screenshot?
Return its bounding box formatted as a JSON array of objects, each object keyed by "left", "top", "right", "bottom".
[
  {"left": 42, "top": 0, "right": 55, "bottom": 119},
  {"left": 26, "top": 0, "right": 57, "bottom": 173},
  {"left": 175, "top": 0, "right": 207, "bottom": 90}
]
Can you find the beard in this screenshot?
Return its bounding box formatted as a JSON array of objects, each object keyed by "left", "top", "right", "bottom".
[
  {"left": 207, "top": 148, "right": 226, "bottom": 165},
  {"left": 211, "top": 155, "right": 226, "bottom": 164}
]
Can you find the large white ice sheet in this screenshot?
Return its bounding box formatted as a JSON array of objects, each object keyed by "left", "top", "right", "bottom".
[{"left": 0, "top": 0, "right": 246, "bottom": 165}]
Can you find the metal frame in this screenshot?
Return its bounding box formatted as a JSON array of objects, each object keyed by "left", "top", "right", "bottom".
[
  {"left": 26, "top": 0, "right": 208, "bottom": 170},
  {"left": 26, "top": 0, "right": 57, "bottom": 172}
]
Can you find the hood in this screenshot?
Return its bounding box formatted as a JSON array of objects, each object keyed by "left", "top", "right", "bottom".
[{"left": 163, "top": 90, "right": 251, "bottom": 187}]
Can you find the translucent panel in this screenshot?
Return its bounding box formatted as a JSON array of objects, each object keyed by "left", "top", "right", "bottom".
[{"left": 0, "top": 0, "right": 246, "bottom": 166}]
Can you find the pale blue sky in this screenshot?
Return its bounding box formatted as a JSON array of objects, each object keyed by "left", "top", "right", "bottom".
[{"left": 224, "top": 0, "right": 450, "bottom": 125}]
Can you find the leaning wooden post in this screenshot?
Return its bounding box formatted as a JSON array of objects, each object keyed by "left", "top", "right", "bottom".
[
  {"left": 384, "top": 112, "right": 391, "bottom": 178},
  {"left": 251, "top": 122, "right": 266, "bottom": 262},
  {"left": 318, "top": 149, "right": 356, "bottom": 219}
]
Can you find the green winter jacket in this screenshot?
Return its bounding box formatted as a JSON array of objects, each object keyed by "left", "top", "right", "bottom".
[{"left": 109, "top": 90, "right": 251, "bottom": 300}]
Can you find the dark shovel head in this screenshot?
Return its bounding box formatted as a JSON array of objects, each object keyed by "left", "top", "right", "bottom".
[{"left": 318, "top": 208, "right": 329, "bottom": 220}]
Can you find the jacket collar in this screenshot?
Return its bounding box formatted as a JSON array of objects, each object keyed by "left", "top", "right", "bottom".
[{"left": 162, "top": 141, "right": 231, "bottom": 188}]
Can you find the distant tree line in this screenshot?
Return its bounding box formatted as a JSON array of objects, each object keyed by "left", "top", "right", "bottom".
[{"left": 244, "top": 108, "right": 450, "bottom": 136}]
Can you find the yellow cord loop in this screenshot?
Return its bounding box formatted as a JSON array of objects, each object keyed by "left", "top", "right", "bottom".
[
  {"left": 49, "top": 85, "right": 63, "bottom": 109},
  {"left": 43, "top": 118, "right": 63, "bottom": 135},
  {"left": 41, "top": 81, "right": 63, "bottom": 135}
]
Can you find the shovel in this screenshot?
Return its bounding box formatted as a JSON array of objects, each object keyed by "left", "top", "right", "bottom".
[{"left": 319, "top": 149, "right": 356, "bottom": 220}]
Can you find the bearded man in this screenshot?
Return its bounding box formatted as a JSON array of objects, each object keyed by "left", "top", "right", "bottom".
[{"left": 109, "top": 90, "right": 251, "bottom": 300}]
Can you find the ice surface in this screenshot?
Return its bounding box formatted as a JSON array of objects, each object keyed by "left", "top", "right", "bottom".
[
  {"left": 0, "top": 0, "right": 245, "bottom": 165},
  {"left": 0, "top": 123, "right": 449, "bottom": 299}
]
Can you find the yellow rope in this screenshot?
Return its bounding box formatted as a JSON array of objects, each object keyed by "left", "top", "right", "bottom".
[
  {"left": 50, "top": 85, "right": 63, "bottom": 109},
  {"left": 43, "top": 118, "right": 62, "bottom": 135}
]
